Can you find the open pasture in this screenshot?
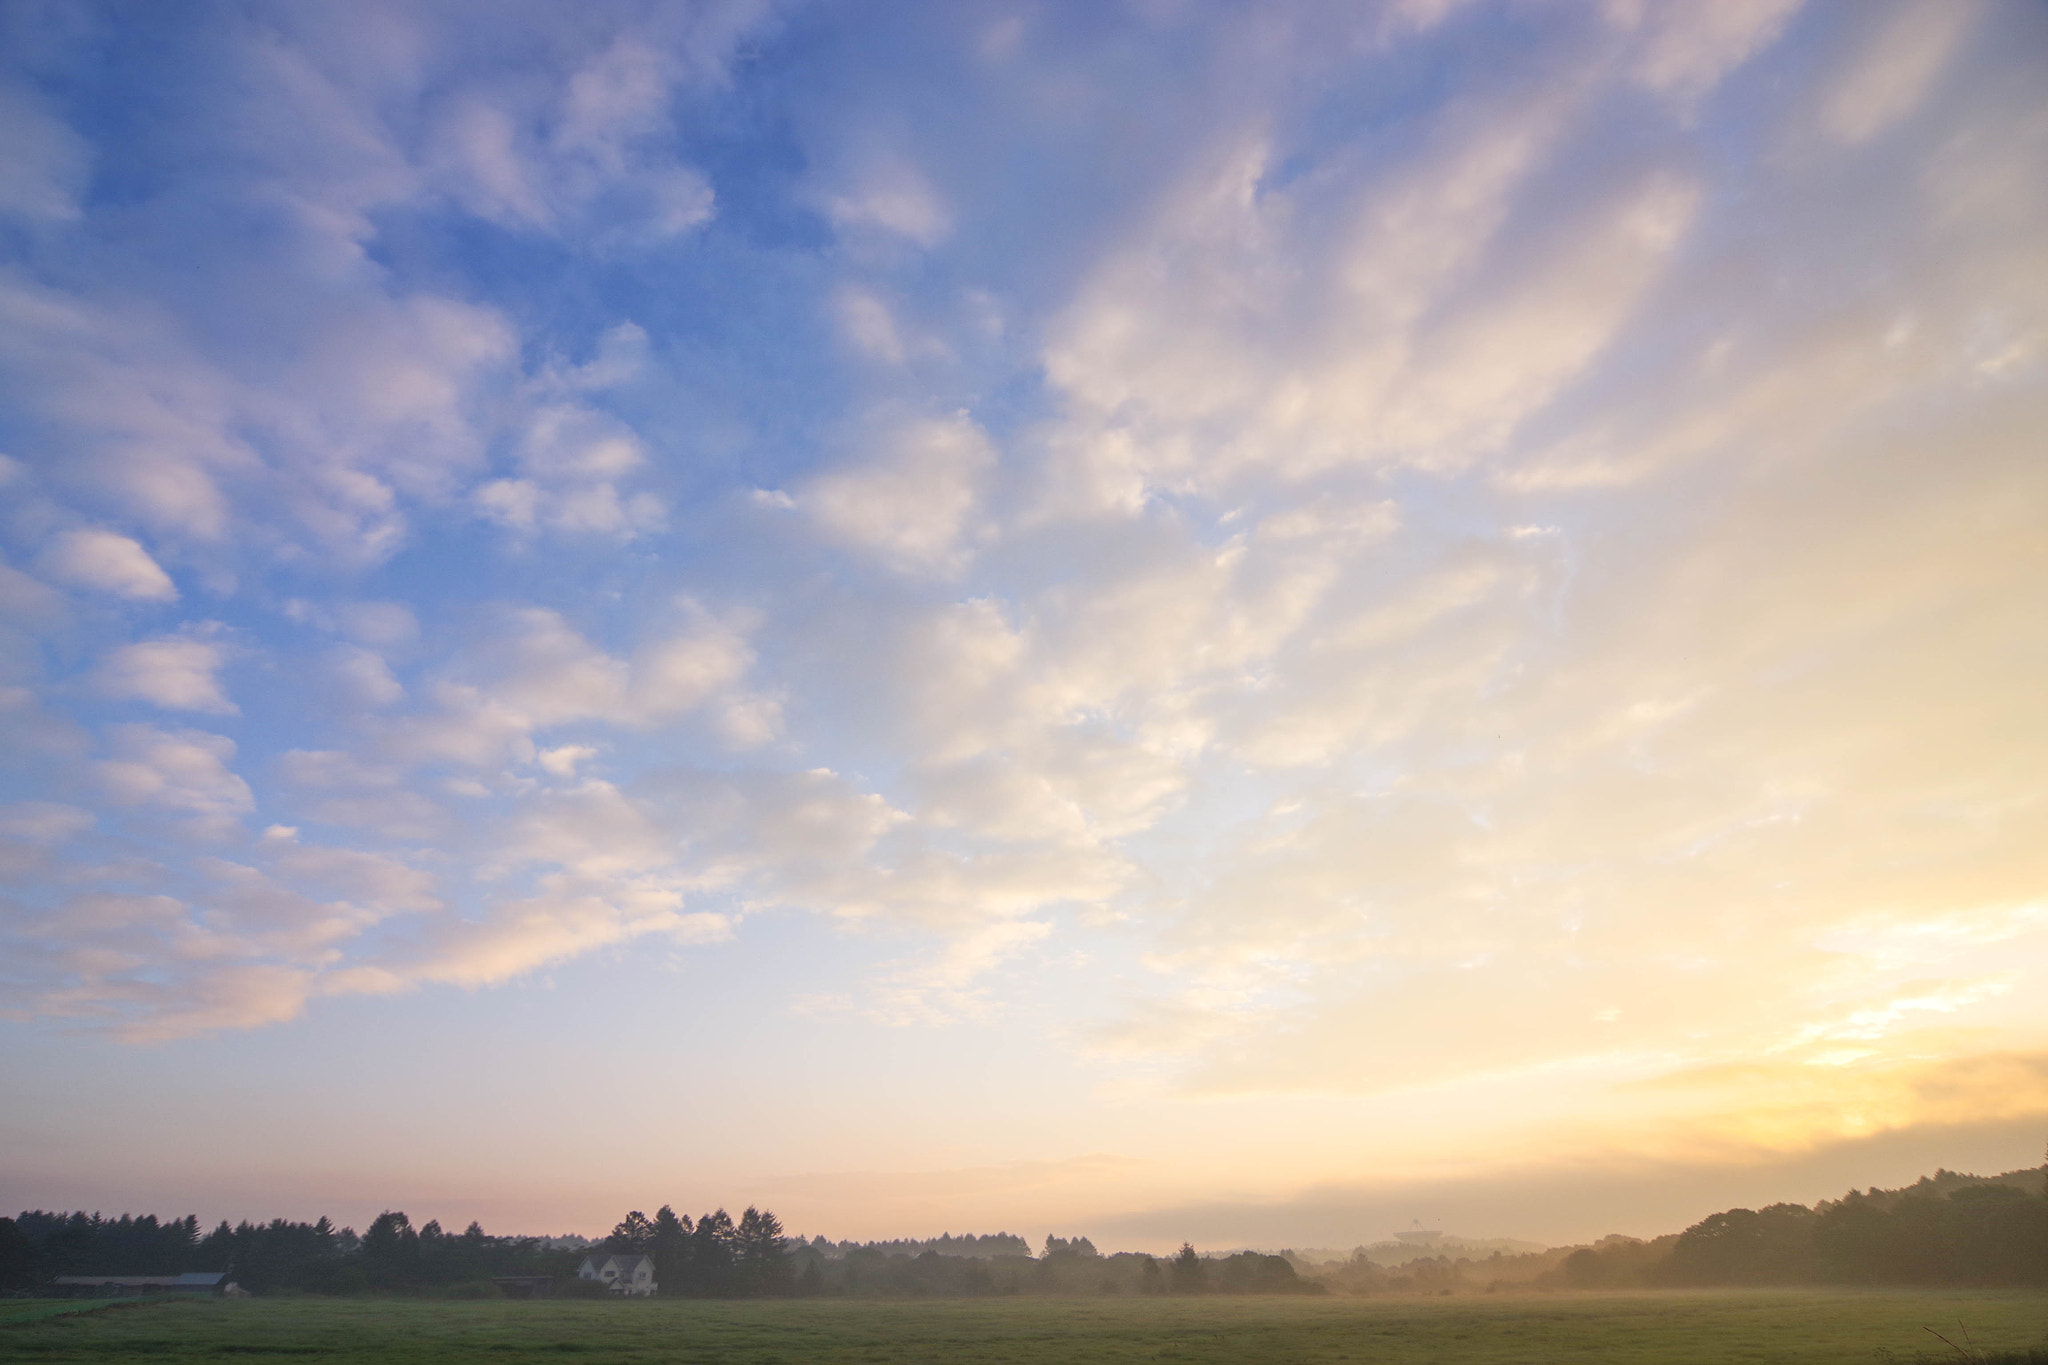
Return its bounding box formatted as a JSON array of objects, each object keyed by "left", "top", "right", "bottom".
[
  {"left": 0, "top": 1300, "right": 128, "bottom": 1327},
  {"left": 3, "top": 1290, "right": 2044, "bottom": 1364}
]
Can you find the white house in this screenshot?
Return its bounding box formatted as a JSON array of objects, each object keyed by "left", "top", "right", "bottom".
[{"left": 577, "top": 1252, "right": 657, "bottom": 1296}]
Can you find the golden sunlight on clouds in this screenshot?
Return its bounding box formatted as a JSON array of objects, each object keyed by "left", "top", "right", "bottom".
[{"left": 1618, "top": 1049, "right": 2048, "bottom": 1161}]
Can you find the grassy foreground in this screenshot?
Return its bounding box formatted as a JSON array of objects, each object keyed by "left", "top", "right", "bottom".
[
  {"left": 0, "top": 1299, "right": 133, "bottom": 1326},
  {"left": 1, "top": 1289, "right": 2043, "bottom": 1363}
]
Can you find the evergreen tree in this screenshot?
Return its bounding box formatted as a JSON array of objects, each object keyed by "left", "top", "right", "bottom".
[
  {"left": 651, "top": 1206, "right": 693, "bottom": 1295},
  {"left": 687, "top": 1209, "right": 738, "bottom": 1295},
  {"left": 736, "top": 1207, "right": 791, "bottom": 1295},
  {"left": 607, "top": 1210, "right": 657, "bottom": 1253},
  {"left": 1140, "top": 1255, "right": 1164, "bottom": 1294},
  {"left": 796, "top": 1255, "right": 825, "bottom": 1296},
  {"left": 0, "top": 1218, "right": 41, "bottom": 1290},
  {"left": 360, "top": 1211, "right": 417, "bottom": 1289},
  {"left": 1171, "top": 1243, "right": 1207, "bottom": 1293}
]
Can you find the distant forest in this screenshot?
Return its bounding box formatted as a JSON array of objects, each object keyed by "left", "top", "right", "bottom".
[
  {"left": 4, "top": 1162, "right": 2043, "bottom": 1298},
  {"left": 1303, "top": 1164, "right": 2048, "bottom": 1295}
]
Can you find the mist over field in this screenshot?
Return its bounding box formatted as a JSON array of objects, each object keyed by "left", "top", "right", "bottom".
[{"left": 2, "top": 0, "right": 2045, "bottom": 1255}]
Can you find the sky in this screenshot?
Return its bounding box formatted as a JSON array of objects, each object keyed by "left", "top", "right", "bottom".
[{"left": 1, "top": 0, "right": 2045, "bottom": 1253}]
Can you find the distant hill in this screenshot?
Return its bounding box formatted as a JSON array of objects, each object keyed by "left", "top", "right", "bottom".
[{"left": 1292, "top": 1163, "right": 2048, "bottom": 1294}]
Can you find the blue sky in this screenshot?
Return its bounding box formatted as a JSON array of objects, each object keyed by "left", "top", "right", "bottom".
[{"left": 3, "top": 0, "right": 2046, "bottom": 1249}]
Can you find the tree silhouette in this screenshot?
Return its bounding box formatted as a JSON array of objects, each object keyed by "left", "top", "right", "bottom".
[
  {"left": 737, "top": 1207, "right": 791, "bottom": 1295},
  {"left": 651, "top": 1206, "right": 692, "bottom": 1294},
  {"left": 691, "top": 1209, "right": 737, "bottom": 1294},
  {"left": 606, "top": 1210, "right": 657, "bottom": 1253},
  {"left": 0, "top": 1218, "right": 40, "bottom": 1290}
]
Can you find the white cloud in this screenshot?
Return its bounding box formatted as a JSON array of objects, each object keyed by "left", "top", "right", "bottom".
[
  {"left": 833, "top": 285, "right": 909, "bottom": 364},
  {"left": 327, "top": 644, "right": 405, "bottom": 707},
  {"left": 0, "top": 278, "right": 249, "bottom": 541},
  {"left": 1620, "top": 0, "right": 1804, "bottom": 107},
  {"left": 0, "top": 801, "right": 94, "bottom": 843},
  {"left": 485, "top": 779, "right": 676, "bottom": 881},
  {"left": 277, "top": 747, "right": 402, "bottom": 791},
  {"left": 0, "top": 5, "right": 753, "bottom": 570},
  {"left": 0, "top": 261, "right": 516, "bottom": 559},
  {"left": 2, "top": 824, "right": 445, "bottom": 1039},
  {"left": 38, "top": 528, "right": 178, "bottom": 601},
  {"left": 537, "top": 744, "right": 596, "bottom": 777},
  {"left": 395, "top": 876, "right": 731, "bottom": 991},
  {"left": 859, "top": 918, "right": 1055, "bottom": 1026},
  {"left": 1820, "top": 0, "right": 1979, "bottom": 145},
  {"left": 802, "top": 414, "right": 996, "bottom": 573},
  {"left": 379, "top": 601, "right": 774, "bottom": 771},
  {"left": 632, "top": 621, "right": 756, "bottom": 719},
  {"left": 338, "top": 601, "right": 419, "bottom": 648},
  {"left": 94, "top": 631, "right": 238, "bottom": 714},
  {"left": 475, "top": 402, "right": 664, "bottom": 539},
  {"left": 1038, "top": 78, "right": 1657, "bottom": 502},
  {"left": 0, "top": 81, "right": 91, "bottom": 223},
  {"left": 428, "top": 35, "right": 718, "bottom": 247},
  {"left": 96, "top": 724, "right": 254, "bottom": 834},
  {"left": 4, "top": 0, "right": 2044, "bottom": 1173},
  {"left": 823, "top": 154, "right": 952, "bottom": 247},
  {"left": 269, "top": 841, "right": 441, "bottom": 915},
  {"left": 0, "top": 555, "right": 66, "bottom": 624},
  {"left": 133, "top": 965, "right": 319, "bottom": 1039}
]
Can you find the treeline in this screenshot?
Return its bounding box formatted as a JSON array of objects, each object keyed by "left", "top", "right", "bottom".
[
  {"left": 599, "top": 1207, "right": 793, "bottom": 1297},
  {"left": 784, "top": 1235, "right": 1321, "bottom": 1298},
  {"left": 1293, "top": 1163, "right": 2048, "bottom": 1294},
  {"left": 2, "top": 1209, "right": 581, "bottom": 1296},
  {"left": 9, "top": 1213, "right": 203, "bottom": 1277},
  {"left": 612, "top": 1214, "right": 1319, "bottom": 1298},
  {"left": 11, "top": 1160, "right": 2035, "bottom": 1299},
  {"left": 806, "top": 1232, "right": 1031, "bottom": 1259},
  {"left": 1560, "top": 1166, "right": 2048, "bottom": 1289},
  {"left": 0, "top": 1206, "right": 1321, "bottom": 1299}
]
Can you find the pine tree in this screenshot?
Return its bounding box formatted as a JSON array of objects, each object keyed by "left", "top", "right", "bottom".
[
  {"left": 736, "top": 1207, "right": 790, "bottom": 1295},
  {"left": 360, "top": 1212, "right": 418, "bottom": 1290},
  {"left": 1171, "top": 1242, "right": 1207, "bottom": 1293},
  {"left": 651, "top": 1206, "right": 693, "bottom": 1296},
  {"left": 607, "top": 1210, "right": 657, "bottom": 1253},
  {"left": 0, "top": 1218, "right": 40, "bottom": 1291},
  {"left": 796, "top": 1255, "right": 824, "bottom": 1297},
  {"left": 692, "top": 1209, "right": 737, "bottom": 1295}
]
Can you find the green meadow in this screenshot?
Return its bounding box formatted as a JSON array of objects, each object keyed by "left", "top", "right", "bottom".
[
  {"left": 3, "top": 1290, "right": 2045, "bottom": 1364},
  {"left": 0, "top": 1300, "right": 133, "bottom": 1327}
]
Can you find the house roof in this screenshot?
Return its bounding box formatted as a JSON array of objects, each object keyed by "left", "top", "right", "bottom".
[{"left": 579, "top": 1252, "right": 651, "bottom": 1271}]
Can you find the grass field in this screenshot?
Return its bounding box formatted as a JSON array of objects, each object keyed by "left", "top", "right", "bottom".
[
  {"left": 1, "top": 1290, "right": 2043, "bottom": 1363},
  {"left": 0, "top": 1300, "right": 132, "bottom": 1327}
]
